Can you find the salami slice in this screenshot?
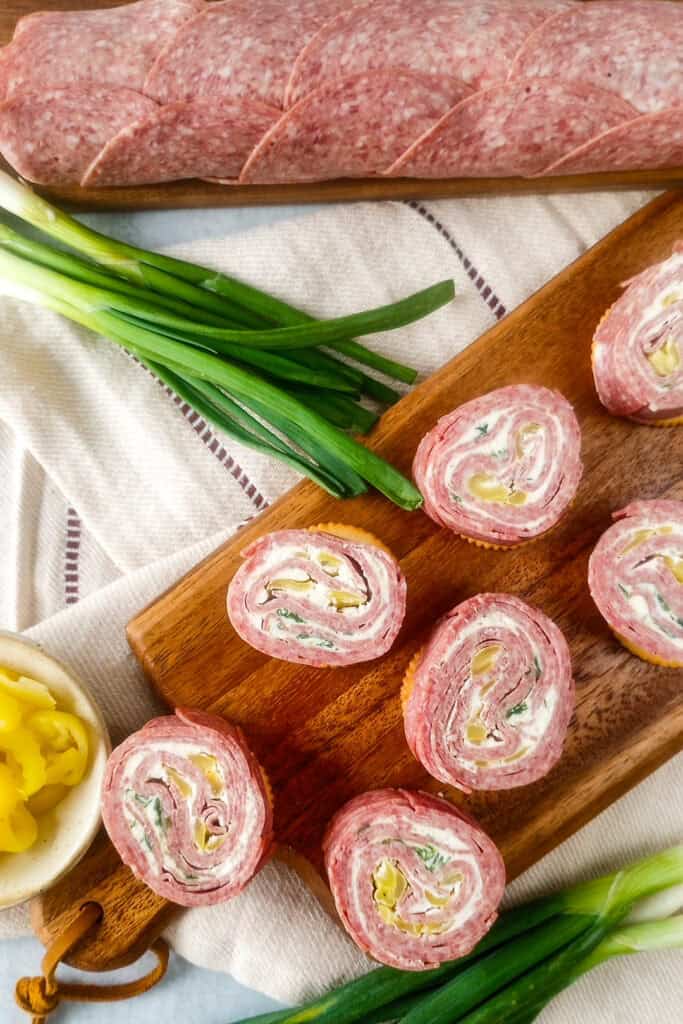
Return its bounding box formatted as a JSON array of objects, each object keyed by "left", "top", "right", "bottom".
[
  {"left": 0, "top": 0, "right": 202, "bottom": 99},
  {"left": 413, "top": 385, "right": 583, "bottom": 547},
  {"left": 144, "top": 0, "right": 350, "bottom": 110},
  {"left": 101, "top": 708, "right": 274, "bottom": 907},
  {"left": 0, "top": 86, "right": 157, "bottom": 186},
  {"left": 226, "top": 525, "right": 406, "bottom": 667},
  {"left": 82, "top": 99, "right": 279, "bottom": 187},
  {"left": 590, "top": 244, "right": 683, "bottom": 425},
  {"left": 588, "top": 500, "right": 683, "bottom": 668},
  {"left": 510, "top": 1, "right": 683, "bottom": 115},
  {"left": 387, "top": 80, "right": 636, "bottom": 179},
  {"left": 541, "top": 109, "right": 683, "bottom": 177},
  {"left": 240, "top": 71, "right": 469, "bottom": 184},
  {"left": 403, "top": 594, "right": 574, "bottom": 792},
  {"left": 324, "top": 788, "right": 505, "bottom": 970},
  {"left": 286, "top": 0, "right": 569, "bottom": 108}
]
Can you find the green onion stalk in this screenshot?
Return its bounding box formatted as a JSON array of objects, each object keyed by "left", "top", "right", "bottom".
[{"left": 232, "top": 846, "right": 683, "bottom": 1024}]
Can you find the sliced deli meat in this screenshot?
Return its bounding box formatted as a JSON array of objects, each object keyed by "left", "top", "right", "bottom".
[
  {"left": 324, "top": 788, "right": 505, "bottom": 970},
  {"left": 588, "top": 500, "right": 683, "bottom": 668},
  {"left": 413, "top": 385, "right": 583, "bottom": 547},
  {"left": 591, "top": 244, "right": 683, "bottom": 424},
  {"left": 0, "top": 86, "right": 157, "bottom": 186},
  {"left": 83, "top": 100, "right": 279, "bottom": 187},
  {"left": 286, "top": 0, "right": 569, "bottom": 107},
  {"left": 240, "top": 71, "right": 469, "bottom": 184},
  {"left": 0, "top": 0, "right": 203, "bottom": 99},
  {"left": 144, "top": 0, "right": 350, "bottom": 109},
  {"left": 510, "top": 0, "right": 683, "bottom": 115},
  {"left": 226, "top": 525, "right": 406, "bottom": 667},
  {"left": 101, "top": 708, "right": 273, "bottom": 907},
  {"left": 388, "top": 80, "right": 636, "bottom": 179},
  {"left": 543, "top": 109, "right": 683, "bottom": 178},
  {"left": 403, "top": 594, "right": 574, "bottom": 792}
]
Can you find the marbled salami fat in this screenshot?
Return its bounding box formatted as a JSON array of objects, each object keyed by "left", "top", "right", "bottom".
[
  {"left": 240, "top": 71, "right": 469, "bottom": 184},
  {"left": 227, "top": 526, "right": 406, "bottom": 667},
  {"left": 82, "top": 100, "right": 279, "bottom": 187},
  {"left": 403, "top": 594, "right": 574, "bottom": 792},
  {"left": 413, "top": 385, "right": 583, "bottom": 546},
  {"left": 324, "top": 788, "right": 505, "bottom": 970},
  {"left": 286, "top": 0, "right": 569, "bottom": 107},
  {"left": 0, "top": 0, "right": 202, "bottom": 99},
  {"left": 591, "top": 244, "right": 683, "bottom": 424},
  {"left": 510, "top": 1, "right": 683, "bottom": 115},
  {"left": 588, "top": 500, "right": 683, "bottom": 668},
  {"left": 388, "top": 80, "right": 635, "bottom": 179},
  {"left": 101, "top": 708, "right": 273, "bottom": 907},
  {"left": 144, "top": 0, "right": 350, "bottom": 109},
  {"left": 0, "top": 86, "right": 157, "bottom": 186},
  {"left": 542, "top": 110, "right": 683, "bottom": 177}
]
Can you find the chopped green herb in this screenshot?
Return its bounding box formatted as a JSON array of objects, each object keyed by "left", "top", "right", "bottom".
[
  {"left": 296, "top": 634, "right": 335, "bottom": 649},
  {"left": 277, "top": 608, "right": 306, "bottom": 624},
  {"left": 493, "top": 448, "right": 509, "bottom": 459},
  {"left": 617, "top": 583, "right": 630, "bottom": 599},
  {"left": 476, "top": 424, "right": 489, "bottom": 436},
  {"left": 414, "top": 844, "right": 449, "bottom": 873},
  {"left": 534, "top": 655, "right": 542, "bottom": 679},
  {"left": 657, "top": 592, "right": 683, "bottom": 629},
  {"left": 151, "top": 796, "right": 168, "bottom": 833},
  {"left": 507, "top": 702, "right": 528, "bottom": 718},
  {"left": 133, "top": 792, "right": 153, "bottom": 808}
]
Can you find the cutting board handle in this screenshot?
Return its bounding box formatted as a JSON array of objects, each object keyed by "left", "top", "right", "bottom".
[{"left": 31, "top": 830, "right": 176, "bottom": 972}]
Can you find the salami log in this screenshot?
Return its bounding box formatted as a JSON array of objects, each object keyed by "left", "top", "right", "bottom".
[
  {"left": 144, "top": 0, "right": 350, "bottom": 110},
  {"left": 387, "top": 80, "right": 635, "bottom": 179},
  {"left": 0, "top": 87, "right": 157, "bottom": 186},
  {"left": 591, "top": 244, "right": 683, "bottom": 425},
  {"left": 403, "top": 594, "right": 574, "bottom": 792},
  {"left": 510, "top": 0, "right": 683, "bottom": 115},
  {"left": 286, "top": 0, "right": 569, "bottom": 107},
  {"left": 413, "top": 385, "right": 583, "bottom": 547},
  {"left": 226, "top": 525, "right": 406, "bottom": 667},
  {"left": 588, "top": 500, "right": 683, "bottom": 668},
  {"left": 541, "top": 111, "right": 683, "bottom": 177},
  {"left": 240, "top": 71, "right": 469, "bottom": 184},
  {"left": 0, "top": 0, "right": 202, "bottom": 99},
  {"left": 82, "top": 100, "right": 279, "bottom": 187},
  {"left": 323, "top": 788, "right": 505, "bottom": 970},
  {"left": 101, "top": 708, "right": 274, "bottom": 907}
]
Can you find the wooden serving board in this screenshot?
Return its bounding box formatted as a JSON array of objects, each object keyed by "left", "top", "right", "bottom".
[
  {"left": 31, "top": 192, "right": 683, "bottom": 972},
  {"left": 2, "top": 2, "right": 683, "bottom": 210}
]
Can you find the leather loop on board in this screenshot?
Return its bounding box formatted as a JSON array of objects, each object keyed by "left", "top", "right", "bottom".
[{"left": 15, "top": 902, "right": 169, "bottom": 1023}]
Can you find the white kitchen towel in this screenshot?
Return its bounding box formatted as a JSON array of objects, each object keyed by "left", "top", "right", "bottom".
[{"left": 1, "top": 189, "right": 682, "bottom": 1021}]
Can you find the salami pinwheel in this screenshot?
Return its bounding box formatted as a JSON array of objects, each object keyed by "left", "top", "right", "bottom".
[
  {"left": 413, "top": 385, "right": 583, "bottom": 547},
  {"left": 592, "top": 243, "right": 683, "bottom": 425},
  {"left": 403, "top": 594, "right": 575, "bottom": 792},
  {"left": 588, "top": 499, "right": 683, "bottom": 667},
  {"left": 101, "top": 708, "right": 274, "bottom": 906},
  {"left": 227, "top": 525, "right": 406, "bottom": 667},
  {"left": 323, "top": 788, "right": 505, "bottom": 971}
]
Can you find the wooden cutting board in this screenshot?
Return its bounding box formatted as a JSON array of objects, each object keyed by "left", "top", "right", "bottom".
[
  {"left": 2, "top": 2, "right": 682, "bottom": 210},
  {"left": 32, "top": 192, "right": 683, "bottom": 972}
]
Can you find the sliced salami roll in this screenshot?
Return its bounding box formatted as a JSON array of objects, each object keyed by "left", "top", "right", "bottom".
[
  {"left": 387, "top": 80, "right": 635, "bottom": 179},
  {"left": 0, "top": 86, "right": 157, "bottom": 186},
  {"left": 240, "top": 71, "right": 469, "bottom": 184},
  {"left": 286, "top": 0, "right": 569, "bottom": 108},
  {"left": 0, "top": 0, "right": 202, "bottom": 99},
  {"left": 510, "top": 0, "right": 683, "bottom": 115},
  {"left": 324, "top": 788, "right": 505, "bottom": 970},
  {"left": 591, "top": 244, "right": 683, "bottom": 424},
  {"left": 226, "top": 525, "right": 406, "bottom": 667},
  {"left": 101, "top": 708, "right": 273, "bottom": 907},
  {"left": 588, "top": 500, "right": 683, "bottom": 668},
  {"left": 413, "top": 385, "right": 583, "bottom": 547},
  {"left": 82, "top": 100, "right": 279, "bottom": 187},
  {"left": 403, "top": 594, "right": 574, "bottom": 792},
  {"left": 541, "top": 110, "right": 683, "bottom": 177},
  {"left": 145, "top": 0, "right": 349, "bottom": 109}
]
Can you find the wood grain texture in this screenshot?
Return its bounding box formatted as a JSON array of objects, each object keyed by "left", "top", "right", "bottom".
[
  {"left": 32, "top": 192, "right": 683, "bottom": 970},
  {"left": 1, "top": 2, "right": 682, "bottom": 210}
]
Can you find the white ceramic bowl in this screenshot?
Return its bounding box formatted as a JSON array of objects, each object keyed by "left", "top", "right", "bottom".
[{"left": 0, "top": 632, "right": 110, "bottom": 909}]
